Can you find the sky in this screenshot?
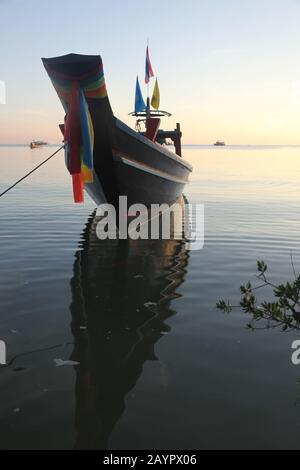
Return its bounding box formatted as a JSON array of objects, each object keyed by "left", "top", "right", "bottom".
[{"left": 1, "top": 0, "right": 300, "bottom": 144}]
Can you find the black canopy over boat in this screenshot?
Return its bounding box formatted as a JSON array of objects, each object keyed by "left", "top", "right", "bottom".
[{"left": 42, "top": 52, "right": 192, "bottom": 207}]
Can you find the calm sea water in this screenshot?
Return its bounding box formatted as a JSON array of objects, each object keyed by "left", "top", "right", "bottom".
[{"left": 1, "top": 144, "right": 300, "bottom": 450}]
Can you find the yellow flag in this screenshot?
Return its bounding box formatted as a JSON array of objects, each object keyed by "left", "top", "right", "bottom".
[{"left": 151, "top": 78, "right": 160, "bottom": 110}]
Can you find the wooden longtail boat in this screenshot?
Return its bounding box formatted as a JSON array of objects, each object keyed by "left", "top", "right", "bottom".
[{"left": 42, "top": 53, "right": 192, "bottom": 207}]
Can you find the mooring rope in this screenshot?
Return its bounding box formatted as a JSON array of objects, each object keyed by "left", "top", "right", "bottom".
[{"left": 0, "top": 144, "right": 65, "bottom": 199}]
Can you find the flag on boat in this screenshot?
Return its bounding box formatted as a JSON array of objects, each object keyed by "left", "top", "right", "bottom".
[
  {"left": 145, "top": 46, "right": 154, "bottom": 84},
  {"left": 151, "top": 78, "right": 160, "bottom": 109},
  {"left": 134, "top": 76, "right": 146, "bottom": 113}
]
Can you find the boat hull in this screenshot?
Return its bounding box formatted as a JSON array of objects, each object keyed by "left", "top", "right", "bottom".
[{"left": 87, "top": 113, "right": 192, "bottom": 208}]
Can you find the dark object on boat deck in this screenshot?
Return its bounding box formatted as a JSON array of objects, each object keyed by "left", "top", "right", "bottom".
[
  {"left": 156, "top": 123, "right": 182, "bottom": 157},
  {"left": 42, "top": 53, "right": 192, "bottom": 206}
]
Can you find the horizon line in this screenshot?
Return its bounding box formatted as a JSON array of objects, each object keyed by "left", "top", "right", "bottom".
[{"left": 1, "top": 142, "right": 300, "bottom": 147}]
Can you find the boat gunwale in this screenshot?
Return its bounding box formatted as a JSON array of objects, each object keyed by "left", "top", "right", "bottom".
[{"left": 112, "top": 150, "right": 189, "bottom": 185}]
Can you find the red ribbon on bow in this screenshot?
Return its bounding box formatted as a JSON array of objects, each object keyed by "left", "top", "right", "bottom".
[{"left": 64, "top": 81, "right": 84, "bottom": 202}]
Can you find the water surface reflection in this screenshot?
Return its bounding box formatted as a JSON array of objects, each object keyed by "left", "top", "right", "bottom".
[{"left": 69, "top": 213, "right": 189, "bottom": 449}]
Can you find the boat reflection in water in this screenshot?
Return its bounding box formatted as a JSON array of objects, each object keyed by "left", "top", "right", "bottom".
[{"left": 69, "top": 202, "right": 190, "bottom": 449}]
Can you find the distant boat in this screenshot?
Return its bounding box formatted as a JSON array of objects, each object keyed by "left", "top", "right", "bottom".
[
  {"left": 29, "top": 140, "right": 48, "bottom": 149},
  {"left": 214, "top": 141, "right": 225, "bottom": 146}
]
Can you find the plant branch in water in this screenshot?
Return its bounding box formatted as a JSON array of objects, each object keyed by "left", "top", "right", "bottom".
[{"left": 216, "top": 261, "right": 300, "bottom": 331}]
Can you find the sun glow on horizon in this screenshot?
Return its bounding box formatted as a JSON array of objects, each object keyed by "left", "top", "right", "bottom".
[{"left": 1, "top": 0, "right": 300, "bottom": 145}]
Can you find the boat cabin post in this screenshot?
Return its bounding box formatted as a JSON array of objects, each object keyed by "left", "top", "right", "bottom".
[{"left": 174, "top": 123, "right": 182, "bottom": 157}]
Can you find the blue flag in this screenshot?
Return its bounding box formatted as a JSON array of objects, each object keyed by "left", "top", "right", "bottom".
[{"left": 135, "top": 76, "right": 146, "bottom": 113}]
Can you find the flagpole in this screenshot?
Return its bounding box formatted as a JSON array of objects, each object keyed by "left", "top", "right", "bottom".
[
  {"left": 146, "top": 38, "right": 150, "bottom": 119},
  {"left": 147, "top": 38, "right": 149, "bottom": 101}
]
